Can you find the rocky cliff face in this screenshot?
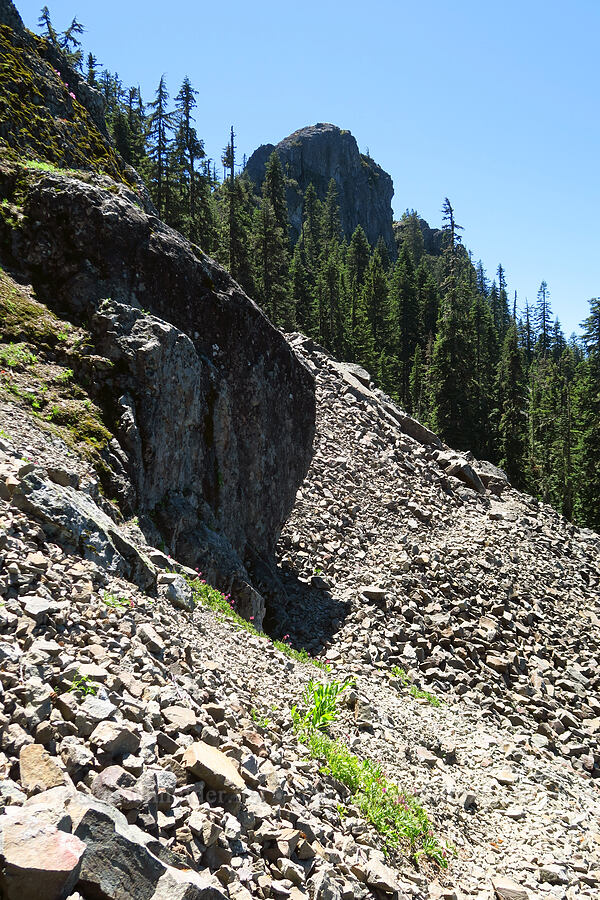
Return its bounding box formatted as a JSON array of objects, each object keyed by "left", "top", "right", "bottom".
[{"left": 245, "top": 124, "right": 395, "bottom": 254}]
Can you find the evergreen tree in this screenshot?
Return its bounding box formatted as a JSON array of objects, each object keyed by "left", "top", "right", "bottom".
[
  {"left": 388, "top": 245, "right": 420, "bottom": 404},
  {"left": 535, "top": 280, "right": 553, "bottom": 357},
  {"left": 475, "top": 260, "right": 489, "bottom": 297},
  {"left": 520, "top": 299, "right": 535, "bottom": 365},
  {"left": 497, "top": 323, "right": 527, "bottom": 487},
  {"left": 345, "top": 226, "right": 371, "bottom": 332},
  {"left": 551, "top": 317, "right": 566, "bottom": 362},
  {"left": 494, "top": 264, "right": 510, "bottom": 337},
  {"left": 321, "top": 179, "right": 342, "bottom": 244},
  {"left": 38, "top": 6, "right": 58, "bottom": 46},
  {"left": 416, "top": 262, "right": 439, "bottom": 341},
  {"left": 214, "top": 173, "right": 255, "bottom": 293},
  {"left": 262, "top": 152, "right": 289, "bottom": 239},
  {"left": 375, "top": 235, "right": 391, "bottom": 272},
  {"left": 469, "top": 289, "right": 499, "bottom": 457},
  {"left": 398, "top": 210, "right": 425, "bottom": 266},
  {"left": 574, "top": 298, "right": 600, "bottom": 528},
  {"left": 289, "top": 244, "right": 317, "bottom": 337},
  {"left": 252, "top": 196, "right": 292, "bottom": 329},
  {"left": 59, "top": 17, "right": 84, "bottom": 70},
  {"left": 86, "top": 53, "right": 99, "bottom": 86},
  {"left": 361, "top": 249, "right": 388, "bottom": 351},
  {"left": 316, "top": 241, "right": 346, "bottom": 355},
  {"left": 430, "top": 278, "right": 475, "bottom": 450},
  {"left": 173, "top": 77, "right": 205, "bottom": 237},
  {"left": 299, "top": 184, "right": 322, "bottom": 269},
  {"left": 147, "top": 75, "right": 173, "bottom": 218}
]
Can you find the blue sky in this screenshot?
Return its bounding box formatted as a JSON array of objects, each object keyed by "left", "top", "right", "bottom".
[{"left": 17, "top": 0, "right": 598, "bottom": 335}]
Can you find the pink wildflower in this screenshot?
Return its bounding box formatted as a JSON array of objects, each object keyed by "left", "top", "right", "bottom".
[{"left": 69, "top": 92, "right": 76, "bottom": 100}]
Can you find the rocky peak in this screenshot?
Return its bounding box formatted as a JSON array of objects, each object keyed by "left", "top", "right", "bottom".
[{"left": 245, "top": 123, "right": 395, "bottom": 254}]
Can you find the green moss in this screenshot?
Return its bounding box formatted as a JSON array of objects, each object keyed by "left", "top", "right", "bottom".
[
  {"left": 0, "top": 270, "right": 114, "bottom": 474},
  {"left": 0, "top": 268, "right": 66, "bottom": 348},
  {"left": 0, "top": 25, "right": 133, "bottom": 186}
]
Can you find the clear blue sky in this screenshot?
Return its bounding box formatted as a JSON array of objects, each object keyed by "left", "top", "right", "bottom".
[{"left": 17, "top": 0, "right": 599, "bottom": 335}]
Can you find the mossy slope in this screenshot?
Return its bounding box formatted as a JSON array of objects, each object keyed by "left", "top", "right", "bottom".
[
  {"left": 0, "top": 266, "right": 113, "bottom": 463},
  {"left": 0, "top": 22, "right": 131, "bottom": 184}
]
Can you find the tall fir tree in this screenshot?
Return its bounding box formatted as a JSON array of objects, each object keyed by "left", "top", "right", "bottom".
[
  {"left": 147, "top": 75, "right": 173, "bottom": 218},
  {"left": 497, "top": 323, "right": 527, "bottom": 487},
  {"left": 535, "top": 280, "right": 553, "bottom": 357},
  {"left": 574, "top": 298, "right": 600, "bottom": 528}
]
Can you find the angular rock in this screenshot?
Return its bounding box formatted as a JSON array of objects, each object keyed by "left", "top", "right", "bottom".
[
  {"left": 11, "top": 470, "right": 155, "bottom": 588},
  {"left": 0, "top": 813, "right": 85, "bottom": 900},
  {"left": 181, "top": 741, "right": 245, "bottom": 793},
  {"left": 19, "top": 744, "right": 69, "bottom": 794},
  {"left": 73, "top": 801, "right": 166, "bottom": 899},
  {"left": 89, "top": 721, "right": 141, "bottom": 757},
  {"left": 491, "top": 876, "right": 529, "bottom": 900}
]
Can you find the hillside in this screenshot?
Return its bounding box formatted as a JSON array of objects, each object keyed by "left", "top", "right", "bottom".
[{"left": 0, "top": 3, "right": 599, "bottom": 900}]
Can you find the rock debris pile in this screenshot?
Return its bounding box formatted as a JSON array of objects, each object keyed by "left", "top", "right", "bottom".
[{"left": 0, "top": 331, "right": 599, "bottom": 900}]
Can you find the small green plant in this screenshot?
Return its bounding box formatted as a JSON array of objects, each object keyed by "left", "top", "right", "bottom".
[
  {"left": 0, "top": 342, "right": 37, "bottom": 368},
  {"left": 57, "top": 329, "right": 69, "bottom": 342},
  {"left": 291, "top": 678, "right": 448, "bottom": 868},
  {"left": 56, "top": 368, "right": 74, "bottom": 382},
  {"left": 409, "top": 685, "right": 442, "bottom": 707},
  {"left": 273, "top": 638, "right": 329, "bottom": 670},
  {"left": 185, "top": 575, "right": 327, "bottom": 669},
  {"left": 103, "top": 591, "right": 132, "bottom": 609},
  {"left": 390, "top": 666, "right": 442, "bottom": 707},
  {"left": 303, "top": 729, "right": 449, "bottom": 867},
  {"left": 291, "top": 676, "right": 354, "bottom": 732},
  {"left": 68, "top": 673, "right": 96, "bottom": 697},
  {"left": 23, "top": 159, "right": 60, "bottom": 173},
  {"left": 250, "top": 708, "right": 270, "bottom": 729},
  {"left": 391, "top": 665, "right": 410, "bottom": 685}
]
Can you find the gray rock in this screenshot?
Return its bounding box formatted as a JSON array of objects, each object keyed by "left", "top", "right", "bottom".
[
  {"left": 11, "top": 470, "right": 155, "bottom": 588},
  {"left": 73, "top": 801, "right": 166, "bottom": 899},
  {"left": 158, "top": 574, "right": 195, "bottom": 612},
  {"left": 89, "top": 721, "right": 141, "bottom": 757},
  {"left": 0, "top": 809, "right": 86, "bottom": 900},
  {"left": 246, "top": 123, "right": 395, "bottom": 254}
]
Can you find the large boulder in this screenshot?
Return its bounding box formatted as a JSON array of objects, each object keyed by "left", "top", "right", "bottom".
[
  {"left": 0, "top": 807, "right": 86, "bottom": 900},
  {"left": 1, "top": 167, "right": 315, "bottom": 583}
]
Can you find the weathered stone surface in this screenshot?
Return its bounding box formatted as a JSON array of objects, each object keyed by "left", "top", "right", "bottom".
[
  {"left": 73, "top": 801, "right": 166, "bottom": 900},
  {"left": 153, "top": 868, "right": 228, "bottom": 900},
  {"left": 181, "top": 742, "right": 245, "bottom": 793},
  {"left": 491, "top": 876, "right": 529, "bottom": 900},
  {"left": 0, "top": 812, "right": 85, "bottom": 900},
  {"left": 163, "top": 705, "right": 197, "bottom": 731},
  {"left": 7, "top": 171, "right": 316, "bottom": 578},
  {"left": 246, "top": 123, "right": 395, "bottom": 254},
  {"left": 19, "top": 743, "right": 69, "bottom": 793},
  {"left": 11, "top": 469, "right": 155, "bottom": 587},
  {"left": 157, "top": 573, "right": 195, "bottom": 611},
  {"left": 89, "top": 721, "right": 141, "bottom": 757}
]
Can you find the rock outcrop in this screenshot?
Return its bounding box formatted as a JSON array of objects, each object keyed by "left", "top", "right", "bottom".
[
  {"left": 245, "top": 124, "right": 395, "bottom": 254},
  {"left": 0, "top": 169, "right": 315, "bottom": 574}
]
